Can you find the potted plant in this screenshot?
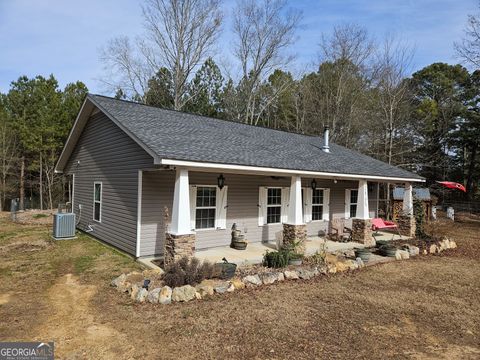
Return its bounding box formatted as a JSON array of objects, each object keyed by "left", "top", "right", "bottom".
[
  {"left": 284, "top": 239, "right": 305, "bottom": 266},
  {"left": 354, "top": 247, "right": 371, "bottom": 262},
  {"left": 288, "top": 252, "right": 303, "bottom": 266}
]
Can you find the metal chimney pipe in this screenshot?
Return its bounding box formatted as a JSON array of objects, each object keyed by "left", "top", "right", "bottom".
[{"left": 322, "top": 125, "right": 330, "bottom": 153}]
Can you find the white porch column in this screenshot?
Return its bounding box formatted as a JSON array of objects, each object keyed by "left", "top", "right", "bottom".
[
  {"left": 287, "top": 175, "right": 304, "bottom": 225},
  {"left": 356, "top": 180, "right": 370, "bottom": 219},
  {"left": 403, "top": 182, "right": 413, "bottom": 216},
  {"left": 170, "top": 168, "right": 192, "bottom": 235}
]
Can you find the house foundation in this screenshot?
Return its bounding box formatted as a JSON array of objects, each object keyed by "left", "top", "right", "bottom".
[
  {"left": 351, "top": 219, "right": 375, "bottom": 247},
  {"left": 164, "top": 233, "right": 196, "bottom": 265},
  {"left": 398, "top": 215, "right": 416, "bottom": 238},
  {"left": 282, "top": 224, "right": 307, "bottom": 252}
]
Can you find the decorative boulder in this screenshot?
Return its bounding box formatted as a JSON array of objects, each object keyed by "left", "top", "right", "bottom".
[
  {"left": 450, "top": 240, "right": 457, "bottom": 249},
  {"left": 242, "top": 275, "right": 262, "bottom": 286},
  {"left": 195, "top": 284, "right": 214, "bottom": 297},
  {"left": 147, "top": 288, "right": 162, "bottom": 304},
  {"left": 397, "top": 250, "right": 410, "bottom": 260},
  {"left": 130, "top": 284, "right": 140, "bottom": 300},
  {"left": 327, "top": 264, "right": 337, "bottom": 274},
  {"left": 214, "top": 282, "right": 235, "bottom": 294},
  {"left": 429, "top": 244, "right": 438, "bottom": 254},
  {"left": 345, "top": 260, "right": 358, "bottom": 271},
  {"left": 231, "top": 278, "right": 246, "bottom": 290},
  {"left": 284, "top": 270, "right": 300, "bottom": 280},
  {"left": 111, "top": 273, "right": 127, "bottom": 288},
  {"left": 135, "top": 288, "right": 148, "bottom": 303},
  {"left": 297, "top": 268, "right": 315, "bottom": 280},
  {"left": 159, "top": 286, "right": 172, "bottom": 305},
  {"left": 335, "top": 261, "right": 350, "bottom": 272},
  {"left": 172, "top": 285, "right": 196, "bottom": 302},
  {"left": 404, "top": 245, "right": 420, "bottom": 256},
  {"left": 355, "top": 257, "right": 365, "bottom": 268},
  {"left": 261, "top": 272, "right": 283, "bottom": 285}
]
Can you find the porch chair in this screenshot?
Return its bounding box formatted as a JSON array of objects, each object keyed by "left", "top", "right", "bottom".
[
  {"left": 328, "top": 218, "right": 352, "bottom": 242},
  {"left": 371, "top": 218, "right": 402, "bottom": 240}
]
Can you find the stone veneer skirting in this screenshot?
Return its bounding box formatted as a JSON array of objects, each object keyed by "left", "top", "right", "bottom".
[
  {"left": 282, "top": 224, "right": 307, "bottom": 252},
  {"left": 351, "top": 219, "right": 375, "bottom": 247},
  {"left": 398, "top": 215, "right": 416, "bottom": 238},
  {"left": 164, "top": 233, "right": 196, "bottom": 265}
]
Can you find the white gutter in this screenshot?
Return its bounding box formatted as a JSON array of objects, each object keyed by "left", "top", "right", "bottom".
[{"left": 158, "top": 158, "right": 425, "bottom": 183}]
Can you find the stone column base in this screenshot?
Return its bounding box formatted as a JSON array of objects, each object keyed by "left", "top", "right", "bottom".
[
  {"left": 352, "top": 219, "right": 375, "bottom": 247},
  {"left": 282, "top": 223, "right": 307, "bottom": 253},
  {"left": 164, "top": 233, "right": 196, "bottom": 265},
  {"left": 398, "top": 215, "right": 416, "bottom": 238}
]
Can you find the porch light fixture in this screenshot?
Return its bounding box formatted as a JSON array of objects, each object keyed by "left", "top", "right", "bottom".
[
  {"left": 311, "top": 179, "right": 317, "bottom": 190},
  {"left": 217, "top": 174, "right": 225, "bottom": 189}
]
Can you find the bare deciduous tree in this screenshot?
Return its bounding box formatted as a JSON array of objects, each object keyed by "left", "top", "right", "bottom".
[
  {"left": 455, "top": 6, "right": 480, "bottom": 69},
  {"left": 313, "top": 24, "right": 375, "bottom": 145},
  {"left": 232, "top": 0, "right": 301, "bottom": 124},
  {"left": 100, "top": 0, "right": 223, "bottom": 110}
]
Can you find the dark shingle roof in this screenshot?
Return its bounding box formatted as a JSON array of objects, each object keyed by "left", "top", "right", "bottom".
[
  {"left": 393, "top": 187, "right": 431, "bottom": 200},
  {"left": 89, "top": 94, "right": 423, "bottom": 180}
]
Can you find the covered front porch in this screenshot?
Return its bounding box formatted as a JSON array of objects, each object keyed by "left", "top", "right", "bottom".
[
  {"left": 195, "top": 231, "right": 410, "bottom": 265},
  {"left": 138, "top": 159, "right": 420, "bottom": 262}
]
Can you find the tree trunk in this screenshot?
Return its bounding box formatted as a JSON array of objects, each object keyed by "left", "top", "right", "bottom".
[
  {"left": 39, "top": 152, "right": 43, "bottom": 210},
  {"left": 19, "top": 156, "right": 25, "bottom": 210},
  {"left": 466, "top": 143, "right": 477, "bottom": 200}
]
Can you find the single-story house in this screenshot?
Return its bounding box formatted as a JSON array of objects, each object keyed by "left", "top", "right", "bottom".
[
  {"left": 55, "top": 94, "right": 424, "bottom": 262},
  {"left": 392, "top": 187, "right": 432, "bottom": 222}
]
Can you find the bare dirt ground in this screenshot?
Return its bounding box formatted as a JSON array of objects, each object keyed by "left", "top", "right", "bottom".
[{"left": 0, "top": 212, "right": 479, "bottom": 359}]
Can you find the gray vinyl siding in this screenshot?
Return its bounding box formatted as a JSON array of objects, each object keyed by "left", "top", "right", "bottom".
[
  {"left": 65, "top": 111, "right": 154, "bottom": 256},
  {"left": 139, "top": 171, "right": 378, "bottom": 256}
]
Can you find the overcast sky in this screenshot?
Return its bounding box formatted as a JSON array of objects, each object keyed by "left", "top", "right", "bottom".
[{"left": 0, "top": 0, "right": 477, "bottom": 94}]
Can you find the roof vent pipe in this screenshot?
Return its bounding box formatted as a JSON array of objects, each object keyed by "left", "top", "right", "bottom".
[{"left": 322, "top": 125, "right": 330, "bottom": 153}]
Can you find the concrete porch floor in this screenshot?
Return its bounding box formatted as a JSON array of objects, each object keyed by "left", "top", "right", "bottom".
[{"left": 195, "top": 231, "right": 408, "bottom": 266}]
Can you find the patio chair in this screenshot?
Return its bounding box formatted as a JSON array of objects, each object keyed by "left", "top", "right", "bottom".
[
  {"left": 371, "top": 218, "right": 401, "bottom": 240},
  {"left": 329, "top": 218, "right": 352, "bottom": 242}
]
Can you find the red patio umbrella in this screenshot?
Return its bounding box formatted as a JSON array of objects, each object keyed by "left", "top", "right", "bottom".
[{"left": 436, "top": 181, "right": 467, "bottom": 192}]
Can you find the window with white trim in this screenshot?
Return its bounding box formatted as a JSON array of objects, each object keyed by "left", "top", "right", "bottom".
[
  {"left": 312, "top": 189, "right": 324, "bottom": 221},
  {"left": 93, "top": 182, "right": 102, "bottom": 222},
  {"left": 266, "top": 188, "right": 282, "bottom": 224},
  {"left": 195, "top": 186, "right": 216, "bottom": 229},
  {"left": 349, "top": 189, "right": 358, "bottom": 218}
]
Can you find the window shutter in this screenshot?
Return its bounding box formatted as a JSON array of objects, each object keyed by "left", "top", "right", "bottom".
[
  {"left": 303, "top": 187, "right": 312, "bottom": 223},
  {"left": 345, "top": 189, "right": 351, "bottom": 219},
  {"left": 189, "top": 185, "right": 197, "bottom": 230},
  {"left": 323, "top": 189, "right": 330, "bottom": 221},
  {"left": 258, "top": 187, "right": 267, "bottom": 226},
  {"left": 215, "top": 186, "right": 228, "bottom": 229},
  {"left": 281, "top": 187, "right": 290, "bottom": 223}
]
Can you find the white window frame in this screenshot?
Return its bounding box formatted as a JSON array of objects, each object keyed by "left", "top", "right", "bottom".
[
  {"left": 311, "top": 188, "right": 325, "bottom": 222},
  {"left": 194, "top": 185, "right": 217, "bottom": 231},
  {"left": 266, "top": 187, "right": 282, "bottom": 225},
  {"left": 346, "top": 188, "right": 358, "bottom": 219},
  {"left": 93, "top": 181, "right": 102, "bottom": 223}
]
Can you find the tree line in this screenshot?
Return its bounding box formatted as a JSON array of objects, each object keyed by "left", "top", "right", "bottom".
[{"left": 0, "top": 0, "right": 479, "bottom": 211}]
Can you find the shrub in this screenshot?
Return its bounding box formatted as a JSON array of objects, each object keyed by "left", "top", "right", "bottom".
[
  {"left": 262, "top": 250, "right": 289, "bottom": 268},
  {"left": 163, "top": 256, "right": 214, "bottom": 288}
]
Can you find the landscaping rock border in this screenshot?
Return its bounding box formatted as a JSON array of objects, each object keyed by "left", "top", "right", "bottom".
[{"left": 110, "top": 237, "right": 458, "bottom": 305}]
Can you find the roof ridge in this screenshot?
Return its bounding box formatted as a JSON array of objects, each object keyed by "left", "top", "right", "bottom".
[{"left": 89, "top": 93, "right": 325, "bottom": 142}]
